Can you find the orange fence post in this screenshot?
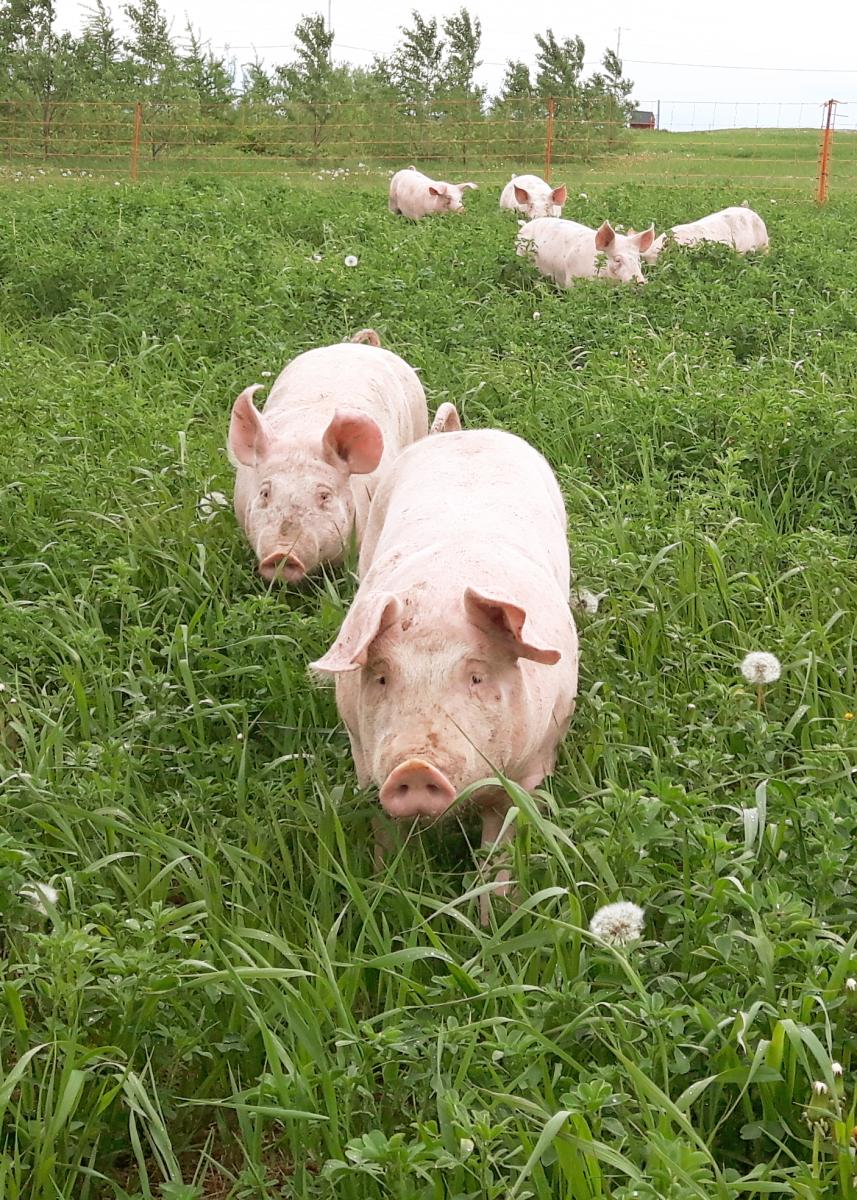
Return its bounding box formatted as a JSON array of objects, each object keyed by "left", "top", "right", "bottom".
[
  {"left": 544, "top": 97, "right": 556, "bottom": 183},
  {"left": 130, "top": 100, "right": 142, "bottom": 181},
  {"left": 817, "top": 98, "right": 837, "bottom": 204}
]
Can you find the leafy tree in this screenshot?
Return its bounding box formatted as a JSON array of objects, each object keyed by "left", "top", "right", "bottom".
[
  {"left": 181, "top": 24, "right": 234, "bottom": 107},
  {"left": 534, "top": 28, "right": 585, "bottom": 110},
  {"left": 123, "top": 0, "right": 178, "bottom": 93},
  {"left": 78, "top": 0, "right": 125, "bottom": 96},
  {"left": 440, "top": 7, "right": 482, "bottom": 98},
  {"left": 0, "top": 1, "right": 84, "bottom": 154},
  {"left": 275, "top": 14, "right": 339, "bottom": 156},
  {"left": 381, "top": 10, "right": 445, "bottom": 108}
]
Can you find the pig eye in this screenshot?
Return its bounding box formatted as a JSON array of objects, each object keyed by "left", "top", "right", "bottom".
[
  {"left": 258, "top": 481, "right": 271, "bottom": 506},
  {"left": 317, "top": 488, "right": 332, "bottom": 507},
  {"left": 376, "top": 674, "right": 386, "bottom": 687}
]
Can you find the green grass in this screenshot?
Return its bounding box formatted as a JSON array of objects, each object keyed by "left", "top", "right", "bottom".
[{"left": 2, "top": 174, "right": 857, "bottom": 1199}]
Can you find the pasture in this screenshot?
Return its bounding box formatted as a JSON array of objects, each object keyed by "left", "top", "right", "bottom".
[{"left": 2, "top": 171, "right": 857, "bottom": 1199}]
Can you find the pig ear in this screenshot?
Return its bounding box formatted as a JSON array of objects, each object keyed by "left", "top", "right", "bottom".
[
  {"left": 322, "top": 409, "right": 384, "bottom": 475},
  {"left": 310, "top": 592, "right": 403, "bottom": 674},
  {"left": 430, "top": 402, "right": 461, "bottom": 435},
  {"left": 631, "top": 224, "right": 656, "bottom": 253},
  {"left": 464, "top": 587, "right": 561, "bottom": 666},
  {"left": 594, "top": 221, "right": 616, "bottom": 251},
  {"left": 513, "top": 184, "right": 530, "bottom": 205},
  {"left": 428, "top": 184, "right": 447, "bottom": 197},
  {"left": 460, "top": 182, "right": 478, "bottom": 191},
  {"left": 551, "top": 184, "right": 567, "bottom": 205},
  {"left": 228, "top": 385, "right": 269, "bottom": 467}
]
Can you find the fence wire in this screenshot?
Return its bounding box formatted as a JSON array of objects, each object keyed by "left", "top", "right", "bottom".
[{"left": 0, "top": 97, "right": 853, "bottom": 196}]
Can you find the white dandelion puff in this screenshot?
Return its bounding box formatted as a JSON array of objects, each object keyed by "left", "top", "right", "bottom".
[
  {"left": 573, "top": 589, "right": 607, "bottom": 616},
  {"left": 196, "top": 491, "right": 229, "bottom": 521},
  {"left": 740, "top": 652, "right": 781, "bottom": 686},
  {"left": 311, "top": 253, "right": 322, "bottom": 262},
  {"left": 19, "top": 882, "right": 59, "bottom": 916},
  {"left": 832, "top": 1061, "right": 844, "bottom": 1077},
  {"left": 344, "top": 254, "right": 359, "bottom": 267},
  {"left": 812, "top": 1080, "right": 829, "bottom": 1096},
  {"left": 578, "top": 192, "right": 588, "bottom": 200},
  {"left": 846, "top": 978, "right": 857, "bottom": 993},
  {"left": 532, "top": 310, "right": 541, "bottom": 320},
  {"left": 589, "top": 901, "right": 645, "bottom": 946}
]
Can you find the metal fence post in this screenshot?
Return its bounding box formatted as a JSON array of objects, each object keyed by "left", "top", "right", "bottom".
[
  {"left": 817, "top": 99, "right": 837, "bottom": 204},
  {"left": 130, "top": 100, "right": 142, "bottom": 181},
  {"left": 544, "top": 97, "right": 556, "bottom": 183}
]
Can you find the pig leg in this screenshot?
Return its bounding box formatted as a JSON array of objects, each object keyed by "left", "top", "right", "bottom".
[{"left": 478, "top": 804, "right": 517, "bottom": 927}]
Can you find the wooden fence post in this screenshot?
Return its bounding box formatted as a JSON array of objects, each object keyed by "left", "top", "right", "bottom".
[
  {"left": 130, "top": 100, "right": 142, "bottom": 182},
  {"left": 817, "top": 99, "right": 837, "bottom": 204},
  {"left": 544, "top": 97, "right": 556, "bottom": 183}
]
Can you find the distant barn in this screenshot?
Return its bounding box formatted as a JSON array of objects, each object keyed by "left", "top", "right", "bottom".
[{"left": 630, "top": 109, "right": 656, "bottom": 130}]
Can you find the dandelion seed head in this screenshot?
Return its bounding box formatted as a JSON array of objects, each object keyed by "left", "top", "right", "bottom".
[
  {"left": 832, "top": 1061, "right": 844, "bottom": 1077},
  {"left": 847, "top": 978, "right": 857, "bottom": 993},
  {"left": 574, "top": 589, "right": 607, "bottom": 616},
  {"left": 740, "top": 651, "right": 781, "bottom": 686},
  {"left": 812, "top": 1080, "right": 829, "bottom": 1096},
  {"left": 533, "top": 310, "right": 541, "bottom": 320},
  {"left": 19, "top": 882, "right": 59, "bottom": 916},
  {"left": 196, "top": 491, "right": 229, "bottom": 521},
  {"left": 589, "top": 901, "right": 645, "bottom": 946},
  {"left": 344, "top": 254, "right": 359, "bottom": 267}
]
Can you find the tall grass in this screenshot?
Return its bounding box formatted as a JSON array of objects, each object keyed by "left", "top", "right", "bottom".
[{"left": 1, "top": 175, "right": 857, "bottom": 1198}]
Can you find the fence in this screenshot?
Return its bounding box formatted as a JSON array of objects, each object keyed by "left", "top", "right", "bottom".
[{"left": 0, "top": 96, "right": 854, "bottom": 198}]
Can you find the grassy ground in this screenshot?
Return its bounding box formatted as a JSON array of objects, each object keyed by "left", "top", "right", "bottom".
[{"left": 2, "top": 174, "right": 857, "bottom": 1199}]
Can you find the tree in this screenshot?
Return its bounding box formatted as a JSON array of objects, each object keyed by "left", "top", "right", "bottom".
[
  {"left": 381, "top": 10, "right": 445, "bottom": 109},
  {"left": 534, "top": 29, "right": 585, "bottom": 113},
  {"left": 123, "top": 0, "right": 178, "bottom": 93},
  {"left": 275, "top": 14, "right": 338, "bottom": 156},
  {"left": 78, "top": 0, "right": 125, "bottom": 96},
  {"left": 440, "top": 7, "right": 482, "bottom": 98},
  {"left": 0, "top": 1, "right": 84, "bottom": 154},
  {"left": 181, "top": 24, "right": 234, "bottom": 107}
]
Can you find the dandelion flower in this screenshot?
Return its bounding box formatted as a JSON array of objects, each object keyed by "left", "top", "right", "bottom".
[
  {"left": 740, "top": 652, "right": 781, "bottom": 685},
  {"left": 574, "top": 589, "right": 607, "bottom": 616},
  {"left": 812, "top": 1080, "right": 829, "bottom": 1096},
  {"left": 344, "top": 254, "right": 359, "bottom": 267},
  {"left": 832, "top": 1062, "right": 844, "bottom": 1077},
  {"left": 845, "top": 712, "right": 854, "bottom": 721},
  {"left": 847, "top": 978, "right": 857, "bottom": 993},
  {"left": 589, "top": 901, "right": 644, "bottom": 946},
  {"left": 196, "top": 491, "right": 229, "bottom": 521},
  {"left": 19, "top": 882, "right": 59, "bottom": 916}
]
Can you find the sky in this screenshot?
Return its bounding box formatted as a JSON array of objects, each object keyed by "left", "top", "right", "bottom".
[{"left": 53, "top": 0, "right": 857, "bottom": 131}]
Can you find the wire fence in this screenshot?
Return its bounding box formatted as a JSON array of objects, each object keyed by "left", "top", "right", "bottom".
[{"left": 0, "top": 97, "right": 854, "bottom": 197}]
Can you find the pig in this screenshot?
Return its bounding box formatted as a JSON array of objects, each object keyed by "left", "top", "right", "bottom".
[
  {"left": 517, "top": 217, "right": 656, "bottom": 286},
  {"left": 638, "top": 205, "right": 769, "bottom": 264},
  {"left": 389, "top": 166, "right": 478, "bottom": 220},
  {"left": 500, "top": 174, "right": 568, "bottom": 220},
  {"left": 311, "top": 429, "right": 579, "bottom": 922},
  {"left": 228, "top": 331, "right": 427, "bottom": 583}
]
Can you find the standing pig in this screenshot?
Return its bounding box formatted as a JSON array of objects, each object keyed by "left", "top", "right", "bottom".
[
  {"left": 311, "top": 429, "right": 579, "bottom": 920},
  {"left": 389, "top": 166, "right": 478, "bottom": 220},
  {"left": 517, "top": 217, "right": 656, "bottom": 286},
  {"left": 638, "top": 205, "right": 769, "bottom": 263},
  {"left": 500, "top": 174, "right": 568, "bottom": 220},
  {"left": 228, "top": 331, "right": 427, "bottom": 582}
]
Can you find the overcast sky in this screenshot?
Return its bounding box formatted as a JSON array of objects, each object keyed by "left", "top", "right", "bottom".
[{"left": 54, "top": 0, "right": 857, "bottom": 130}]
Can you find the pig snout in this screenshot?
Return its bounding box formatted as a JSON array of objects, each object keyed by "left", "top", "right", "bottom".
[
  {"left": 379, "top": 758, "right": 457, "bottom": 819},
  {"left": 259, "top": 550, "right": 306, "bottom": 583}
]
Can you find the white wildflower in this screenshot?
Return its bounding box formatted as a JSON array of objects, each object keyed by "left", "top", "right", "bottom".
[
  {"left": 261, "top": 370, "right": 273, "bottom": 378},
  {"left": 573, "top": 589, "right": 607, "bottom": 616},
  {"left": 19, "top": 882, "right": 59, "bottom": 916},
  {"left": 311, "top": 253, "right": 323, "bottom": 262},
  {"left": 846, "top": 978, "right": 857, "bottom": 993},
  {"left": 740, "top": 652, "right": 781, "bottom": 686},
  {"left": 589, "top": 901, "right": 645, "bottom": 946},
  {"left": 344, "top": 254, "right": 359, "bottom": 267},
  {"left": 831, "top": 1061, "right": 844, "bottom": 1077},
  {"left": 196, "top": 491, "right": 229, "bottom": 521},
  {"left": 532, "top": 310, "right": 541, "bottom": 320},
  {"left": 812, "top": 1080, "right": 828, "bottom": 1096},
  {"left": 578, "top": 192, "right": 588, "bottom": 200}
]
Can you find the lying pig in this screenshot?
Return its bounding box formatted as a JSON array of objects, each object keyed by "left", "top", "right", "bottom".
[
  {"left": 517, "top": 217, "right": 656, "bottom": 286},
  {"left": 500, "top": 174, "right": 568, "bottom": 220},
  {"left": 228, "top": 330, "right": 427, "bottom": 582},
  {"left": 311, "top": 429, "right": 579, "bottom": 920},
  {"left": 389, "top": 166, "right": 478, "bottom": 220},
  {"left": 637, "top": 205, "right": 769, "bottom": 264}
]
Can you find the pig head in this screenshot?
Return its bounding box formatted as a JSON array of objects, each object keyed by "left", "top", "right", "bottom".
[{"left": 311, "top": 582, "right": 577, "bottom": 821}]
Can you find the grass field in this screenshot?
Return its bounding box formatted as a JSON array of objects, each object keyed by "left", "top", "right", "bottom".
[{"left": 2, "top": 172, "right": 857, "bottom": 1199}]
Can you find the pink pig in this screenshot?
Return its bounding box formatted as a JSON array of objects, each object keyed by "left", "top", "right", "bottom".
[
  {"left": 517, "top": 217, "right": 656, "bottom": 285},
  {"left": 228, "top": 331, "right": 427, "bottom": 583},
  {"left": 389, "top": 166, "right": 478, "bottom": 220},
  {"left": 637, "top": 205, "right": 769, "bottom": 264},
  {"left": 311, "top": 429, "right": 579, "bottom": 919},
  {"left": 500, "top": 174, "right": 568, "bottom": 220}
]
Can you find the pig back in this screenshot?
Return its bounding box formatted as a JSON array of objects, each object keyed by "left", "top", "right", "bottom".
[{"left": 359, "top": 429, "right": 570, "bottom": 596}]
